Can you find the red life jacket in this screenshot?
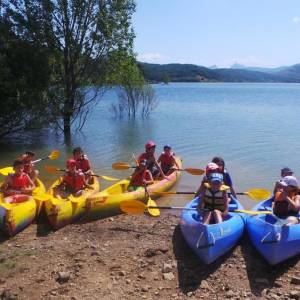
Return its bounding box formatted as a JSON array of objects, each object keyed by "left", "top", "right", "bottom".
[
  {"left": 10, "top": 173, "right": 30, "bottom": 190},
  {"left": 160, "top": 152, "right": 174, "bottom": 168},
  {"left": 75, "top": 155, "right": 91, "bottom": 173},
  {"left": 138, "top": 153, "right": 155, "bottom": 169},
  {"left": 63, "top": 171, "right": 85, "bottom": 193},
  {"left": 130, "top": 170, "right": 152, "bottom": 187}
]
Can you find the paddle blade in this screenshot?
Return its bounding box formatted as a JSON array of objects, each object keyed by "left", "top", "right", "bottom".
[
  {"left": 112, "top": 162, "right": 130, "bottom": 170},
  {"left": 244, "top": 189, "right": 271, "bottom": 201},
  {"left": 147, "top": 198, "right": 160, "bottom": 217},
  {"left": 44, "top": 165, "right": 60, "bottom": 174},
  {"left": 49, "top": 150, "right": 60, "bottom": 160},
  {"left": 184, "top": 168, "right": 205, "bottom": 175},
  {"left": 0, "top": 167, "right": 14, "bottom": 176},
  {"left": 120, "top": 200, "right": 146, "bottom": 214}
]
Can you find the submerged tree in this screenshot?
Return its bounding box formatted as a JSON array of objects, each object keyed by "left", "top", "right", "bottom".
[
  {"left": 109, "top": 54, "right": 157, "bottom": 119},
  {"left": 2, "top": 0, "right": 136, "bottom": 137}
]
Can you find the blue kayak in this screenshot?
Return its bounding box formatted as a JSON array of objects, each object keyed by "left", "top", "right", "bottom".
[
  {"left": 180, "top": 196, "right": 245, "bottom": 264},
  {"left": 246, "top": 198, "right": 300, "bottom": 265}
]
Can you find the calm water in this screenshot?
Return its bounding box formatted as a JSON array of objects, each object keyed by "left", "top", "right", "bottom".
[{"left": 1, "top": 83, "right": 300, "bottom": 208}]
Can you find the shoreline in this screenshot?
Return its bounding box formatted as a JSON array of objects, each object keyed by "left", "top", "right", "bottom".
[{"left": 0, "top": 213, "right": 299, "bottom": 299}]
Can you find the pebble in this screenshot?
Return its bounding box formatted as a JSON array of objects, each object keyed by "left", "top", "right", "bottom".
[
  {"left": 225, "top": 290, "right": 235, "bottom": 298},
  {"left": 291, "top": 277, "right": 300, "bottom": 285},
  {"left": 200, "top": 280, "right": 210, "bottom": 290},
  {"left": 126, "top": 279, "right": 131, "bottom": 284},
  {"left": 163, "top": 272, "right": 175, "bottom": 281},
  {"left": 290, "top": 290, "right": 300, "bottom": 299},
  {"left": 57, "top": 271, "right": 71, "bottom": 283},
  {"left": 162, "top": 262, "right": 173, "bottom": 273}
]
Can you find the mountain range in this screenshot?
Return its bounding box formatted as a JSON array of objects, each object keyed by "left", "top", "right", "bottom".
[{"left": 139, "top": 62, "right": 300, "bottom": 83}]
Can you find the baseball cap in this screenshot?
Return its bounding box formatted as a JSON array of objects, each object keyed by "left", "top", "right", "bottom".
[
  {"left": 209, "top": 173, "right": 224, "bottom": 183},
  {"left": 281, "top": 167, "right": 293, "bottom": 174},
  {"left": 279, "top": 176, "right": 299, "bottom": 187}
]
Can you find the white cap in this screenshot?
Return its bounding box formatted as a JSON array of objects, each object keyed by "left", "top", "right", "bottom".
[{"left": 279, "top": 176, "right": 299, "bottom": 188}]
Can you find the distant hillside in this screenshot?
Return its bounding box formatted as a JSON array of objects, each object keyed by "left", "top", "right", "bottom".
[{"left": 139, "top": 62, "right": 300, "bottom": 83}]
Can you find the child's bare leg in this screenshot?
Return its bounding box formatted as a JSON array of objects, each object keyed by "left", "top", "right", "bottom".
[{"left": 213, "top": 210, "right": 223, "bottom": 223}]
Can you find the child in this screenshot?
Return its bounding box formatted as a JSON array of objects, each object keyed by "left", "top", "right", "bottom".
[
  {"left": 198, "top": 172, "right": 229, "bottom": 224},
  {"left": 72, "top": 147, "right": 94, "bottom": 184},
  {"left": 1, "top": 159, "right": 35, "bottom": 203},
  {"left": 273, "top": 175, "right": 300, "bottom": 226},
  {"left": 212, "top": 157, "right": 237, "bottom": 198},
  {"left": 55, "top": 159, "right": 89, "bottom": 197},
  {"left": 157, "top": 145, "right": 180, "bottom": 175},
  {"left": 138, "top": 141, "right": 165, "bottom": 179},
  {"left": 127, "top": 160, "right": 154, "bottom": 192},
  {"left": 273, "top": 167, "right": 294, "bottom": 194},
  {"left": 20, "top": 151, "right": 39, "bottom": 182}
]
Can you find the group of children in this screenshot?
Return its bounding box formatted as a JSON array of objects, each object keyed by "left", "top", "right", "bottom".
[
  {"left": 0, "top": 147, "right": 94, "bottom": 203},
  {"left": 197, "top": 162, "right": 300, "bottom": 226},
  {"left": 1, "top": 143, "right": 299, "bottom": 226},
  {"left": 127, "top": 141, "right": 179, "bottom": 191}
]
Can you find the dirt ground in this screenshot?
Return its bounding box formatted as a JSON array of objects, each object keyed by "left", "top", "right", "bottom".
[{"left": 0, "top": 212, "right": 299, "bottom": 300}]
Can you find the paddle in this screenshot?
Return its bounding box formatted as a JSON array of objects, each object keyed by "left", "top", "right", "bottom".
[
  {"left": 44, "top": 165, "right": 119, "bottom": 181},
  {"left": 0, "top": 150, "right": 60, "bottom": 176},
  {"left": 144, "top": 184, "right": 160, "bottom": 217},
  {"left": 151, "top": 188, "right": 271, "bottom": 201},
  {"left": 112, "top": 162, "right": 204, "bottom": 176},
  {"left": 120, "top": 200, "right": 273, "bottom": 216}
]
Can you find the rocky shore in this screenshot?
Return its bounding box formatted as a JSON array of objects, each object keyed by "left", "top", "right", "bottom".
[{"left": 0, "top": 213, "right": 299, "bottom": 300}]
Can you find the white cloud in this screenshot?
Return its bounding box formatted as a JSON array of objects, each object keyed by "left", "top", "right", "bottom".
[
  {"left": 292, "top": 16, "right": 300, "bottom": 23},
  {"left": 137, "top": 52, "right": 166, "bottom": 63}
]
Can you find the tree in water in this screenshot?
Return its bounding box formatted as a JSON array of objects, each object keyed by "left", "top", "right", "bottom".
[
  {"left": 2, "top": 0, "right": 136, "bottom": 137},
  {"left": 109, "top": 54, "right": 157, "bottom": 119}
]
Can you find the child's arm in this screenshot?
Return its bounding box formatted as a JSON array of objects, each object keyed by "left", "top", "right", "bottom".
[{"left": 143, "top": 170, "right": 154, "bottom": 185}]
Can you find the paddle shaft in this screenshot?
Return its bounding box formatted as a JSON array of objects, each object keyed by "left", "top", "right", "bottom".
[
  {"left": 33, "top": 156, "right": 50, "bottom": 164},
  {"left": 148, "top": 206, "right": 196, "bottom": 210}
]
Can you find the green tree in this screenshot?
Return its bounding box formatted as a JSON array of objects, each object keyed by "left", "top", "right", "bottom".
[
  {"left": 2, "top": 0, "right": 136, "bottom": 137},
  {"left": 162, "top": 72, "right": 170, "bottom": 84},
  {"left": 109, "top": 53, "right": 157, "bottom": 119},
  {"left": 0, "top": 16, "right": 50, "bottom": 138}
]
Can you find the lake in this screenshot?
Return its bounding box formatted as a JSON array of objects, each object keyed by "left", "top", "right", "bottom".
[{"left": 1, "top": 83, "right": 300, "bottom": 208}]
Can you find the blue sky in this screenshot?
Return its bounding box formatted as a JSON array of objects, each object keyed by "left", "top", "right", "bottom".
[{"left": 133, "top": 0, "right": 300, "bottom": 67}]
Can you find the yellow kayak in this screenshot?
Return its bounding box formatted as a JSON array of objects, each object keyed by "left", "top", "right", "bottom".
[
  {"left": 85, "top": 158, "right": 182, "bottom": 220},
  {"left": 45, "top": 177, "right": 100, "bottom": 230},
  {"left": 0, "top": 179, "right": 46, "bottom": 237}
]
